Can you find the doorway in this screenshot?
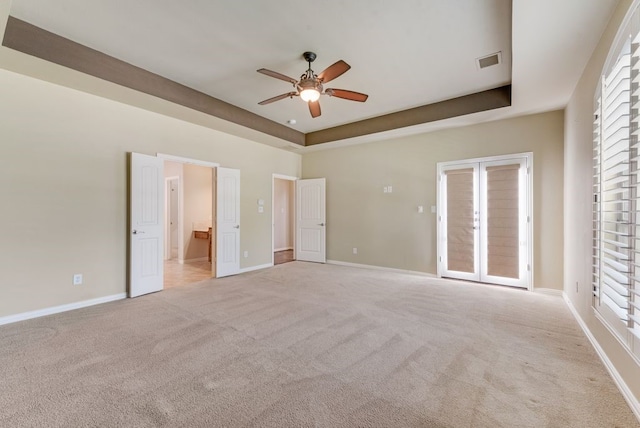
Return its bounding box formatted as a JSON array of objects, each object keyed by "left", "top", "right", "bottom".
[
  {"left": 129, "top": 152, "right": 243, "bottom": 297},
  {"left": 163, "top": 161, "right": 215, "bottom": 288},
  {"left": 273, "top": 175, "right": 296, "bottom": 265},
  {"left": 437, "top": 153, "right": 533, "bottom": 289}
]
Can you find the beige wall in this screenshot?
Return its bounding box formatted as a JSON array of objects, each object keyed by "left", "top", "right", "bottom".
[
  {"left": 0, "top": 68, "right": 300, "bottom": 318},
  {"left": 183, "top": 164, "right": 213, "bottom": 261},
  {"left": 564, "top": 0, "right": 640, "bottom": 407},
  {"left": 302, "top": 110, "right": 564, "bottom": 290}
]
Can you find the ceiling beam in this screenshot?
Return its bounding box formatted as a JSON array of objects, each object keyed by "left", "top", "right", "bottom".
[
  {"left": 305, "top": 85, "right": 512, "bottom": 146},
  {"left": 2, "top": 16, "right": 306, "bottom": 146}
]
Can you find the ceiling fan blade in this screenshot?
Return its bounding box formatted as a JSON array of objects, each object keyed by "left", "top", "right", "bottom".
[
  {"left": 308, "top": 100, "right": 321, "bottom": 118},
  {"left": 326, "top": 88, "right": 368, "bottom": 102},
  {"left": 317, "top": 60, "right": 350, "bottom": 83},
  {"left": 258, "top": 92, "right": 297, "bottom": 105},
  {"left": 257, "top": 68, "right": 298, "bottom": 84}
]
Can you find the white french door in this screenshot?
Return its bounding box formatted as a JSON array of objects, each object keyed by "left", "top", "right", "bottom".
[
  {"left": 129, "top": 152, "right": 165, "bottom": 297},
  {"left": 296, "top": 178, "right": 326, "bottom": 263},
  {"left": 216, "top": 167, "right": 241, "bottom": 277},
  {"left": 437, "top": 154, "right": 532, "bottom": 289}
]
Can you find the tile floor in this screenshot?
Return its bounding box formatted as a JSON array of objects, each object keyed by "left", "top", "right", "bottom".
[{"left": 164, "top": 259, "right": 213, "bottom": 288}]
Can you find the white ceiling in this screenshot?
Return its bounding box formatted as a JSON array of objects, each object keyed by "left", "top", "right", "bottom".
[{"left": 8, "top": 0, "right": 619, "bottom": 141}]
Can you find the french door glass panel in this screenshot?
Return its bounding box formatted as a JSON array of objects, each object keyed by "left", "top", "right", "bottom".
[{"left": 442, "top": 166, "right": 480, "bottom": 281}]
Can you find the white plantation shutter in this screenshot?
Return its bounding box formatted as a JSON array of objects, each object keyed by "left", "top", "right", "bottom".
[
  {"left": 593, "top": 94, "right": 602, "bottom": 300},
  {"left": 630, "top": 32, "right": 640, "bottom": 342},
  {"left": 593, "top": 8, "right": 640, "bottom": 353}
]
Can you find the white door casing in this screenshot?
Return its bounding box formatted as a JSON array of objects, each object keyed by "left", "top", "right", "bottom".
[
  {"left": 216, "top": 167, "right": 240, "bottom": 277},
  {"left": 296, "top": 178, "right": 326, "bottom": 263},
  {"left": 437, "top": 153, "right": 532, "bottom": 289},
  {"left": 129, "top": 152, "right": 165, "bottom": 297}
]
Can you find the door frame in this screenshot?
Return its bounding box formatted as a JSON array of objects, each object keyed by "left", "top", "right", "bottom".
[
  {"left": 164, "top": 175, "right": 181, "bottom": 261},
  {"left": 436, "top": 152, "right": 533, "bottom": 290},
  {"left": 272, "top": 173, "right": 298, "bottom": 266},
  {"left": 158, "top": 153, "right": 219, "bottom": 270}
]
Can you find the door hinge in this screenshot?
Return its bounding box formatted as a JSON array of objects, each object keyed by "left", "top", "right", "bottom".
[
  {"left": 439, "top": 256, "right": 442, "bottom": 262},
  {"left": 527, "top": 167, "right": 530, "bottom": 174},
  {"left": 527, "top": 216, "right": 530, "bottom": 223},
  {"left": 527, "top": 264, "right": 531, "bottom": 271}
]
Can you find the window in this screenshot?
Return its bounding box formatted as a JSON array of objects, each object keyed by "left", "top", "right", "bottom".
[{"left": 593, "top": 2, "right": 640, "bottom": 358}]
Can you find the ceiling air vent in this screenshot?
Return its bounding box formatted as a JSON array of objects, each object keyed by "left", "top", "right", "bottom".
[{"left": 476, "top": 52, "right": 502, "bottom": 70}]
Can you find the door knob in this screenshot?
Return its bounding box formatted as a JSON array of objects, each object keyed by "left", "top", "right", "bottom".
[
  {"left": 318, "top": 223, "right": 325, "bottom": 226},
  {"left": 233, "top": 225, "right": 240, "bottom": 229},
  {"left": 132, "top": 230, "right": 145, "bottom": 234}
]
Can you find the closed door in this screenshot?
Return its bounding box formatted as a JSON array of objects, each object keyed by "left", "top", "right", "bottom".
[
  {"left": 296, "top": 178, "right": 326, "bottom": 263},
  {"left": 438, "top": 155, "right": 531, "bottom": 289}
]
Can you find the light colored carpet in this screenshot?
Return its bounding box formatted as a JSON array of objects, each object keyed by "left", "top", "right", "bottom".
[{"left": 0, "top": 262, "right": 638, "bottom": 427}]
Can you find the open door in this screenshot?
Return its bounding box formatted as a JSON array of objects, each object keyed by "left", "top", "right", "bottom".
[
  {"left": 129, "top": 152, "right": 164, "bottom": 297},
  {"left": 216, "top": 167, "right": 241, "bottom": 277},
  {"left": 296, "top": 178, "right": 326, "bottom": 263}
]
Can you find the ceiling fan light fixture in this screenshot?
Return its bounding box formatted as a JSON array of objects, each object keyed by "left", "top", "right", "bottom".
[
  {"left": 300, "top": 88, "right": 320, "bottom": 102},
  {"left": 257, "top": 52, "right": 367, "bottom": 117},
  {"left": 298, "top": 77, "right": 322, "bottom": 102}
]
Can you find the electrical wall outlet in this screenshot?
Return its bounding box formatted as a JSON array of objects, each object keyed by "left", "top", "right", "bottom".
[
  {"left": 73, "top": 274, "right": 83, "bottom": 285},
  {"left": 352, "top": 247, "right": 358, "bottom": 255},
  {"left": 243, "top": 251, "right": 249, "bottom": 258}
]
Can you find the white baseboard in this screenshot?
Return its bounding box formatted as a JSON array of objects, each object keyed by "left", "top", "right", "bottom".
[
  {"left": 533, "top": 288, "right": 563, "bottom": 297},
  {"left": 274, "top": 247, "right": 293, "bottom": 252},
  {"left": 0, "top": 293, "right": 127, "bottom": 327},
  {"left": 239, "top": 263, "right": 273, "bottom": 274},
  {"left": 327, "top": 260, "right": 437, "bottom": 278},
  {"left": 563, "top": 293, "right": 640, "bottom": 421}
]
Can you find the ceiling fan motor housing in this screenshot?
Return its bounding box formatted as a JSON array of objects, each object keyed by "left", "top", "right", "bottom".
[{"left": 298, "top": 77, "right": 323, "bottom": 93}]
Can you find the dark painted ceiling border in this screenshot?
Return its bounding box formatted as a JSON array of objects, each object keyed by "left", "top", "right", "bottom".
[
  {"left": 2, "top": 16, "right": 512, "bottom": 148},
  {"left": 306, "top": 85, "right": 511, "bottom": 145}
]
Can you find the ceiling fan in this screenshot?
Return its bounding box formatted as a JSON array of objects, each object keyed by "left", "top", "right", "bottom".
[{"left": 257, "top": 51, "right": 368, "bottom": 118}]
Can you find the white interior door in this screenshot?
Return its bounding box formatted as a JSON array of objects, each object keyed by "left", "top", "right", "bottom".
[
  {"left": 438, "top": 154, "right": 531, "bottom": 289},
  {"left": 216, "top": 167, "right": 240, "bottom": 277},
  {"left": 296, "top": 178, "right": 326, "bottom": 263},
  {"left": 129, "top": 152, "right": 164, "bottom": 297}
]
